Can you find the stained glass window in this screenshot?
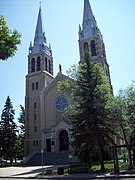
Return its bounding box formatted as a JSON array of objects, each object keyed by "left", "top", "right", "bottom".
[{"left": 56, "top": 96, "right": 68, "bottom": 112}]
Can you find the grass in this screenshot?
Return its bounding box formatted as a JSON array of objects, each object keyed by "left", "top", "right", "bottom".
[
  {"left": 42, "top": 162, "right": 114, "bottom": 175},
  {"left": 37, "top": 160, "right": 135, "bottom": 177},
  {"left": 91, "top": 161, "right": 114, "bottom": 173},
  {"left": 91, "top": 160, "right": 131, "bottom": 174}
]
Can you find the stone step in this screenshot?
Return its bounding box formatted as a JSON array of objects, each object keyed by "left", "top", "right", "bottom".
[{"left": 27, "top": 151, "right": 73, "bottom": 165}]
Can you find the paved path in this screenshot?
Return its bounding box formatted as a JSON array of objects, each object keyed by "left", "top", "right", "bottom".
[
  {"left": 0, "top": 165, "right": 135, "bottom": 179},
  {"left": 0, "top": 165, "right": 51, "bottom": 178}
]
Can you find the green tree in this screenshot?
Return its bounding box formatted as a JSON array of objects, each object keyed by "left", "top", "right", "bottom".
[
  {"left": 59, "top": 53, "right": 116, "bottom": 170},
  {"left": 17, "top": 105, "right": 25, "bottom": 159},
  {"left": 0, "top": 96, "right": 17, "bottom": 164},
  {"left": 0, "top": 15, "right": 21, "bottom": 60},
  {"left": 18, "top": 105, "right": 25, "bottom": 136},
  {"left": 113, "top": 83, "right": 135, "bottom": 167},
  {"left": 124, "top": 83, "right": 135, "bottom": 145},
  {"left": 14, "top": 135, "right": 24, "bottom": 161}
]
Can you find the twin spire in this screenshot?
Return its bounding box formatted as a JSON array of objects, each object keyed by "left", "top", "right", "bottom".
[
  {"left": 29, "top": 0, "right": 101, "bottom": 54},
  {"left": 34, "top": 0, "right": 95, "bottom": 43}
]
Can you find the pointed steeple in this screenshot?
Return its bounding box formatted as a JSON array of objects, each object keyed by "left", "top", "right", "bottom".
[
  {"left": 79, "top": 0, "right": 101, "bottom": 40},
  {"left": 83, "top": 0, "right": 94, "bottom": 26},
  {"left": 34, "top": 5, "right": 46, "bottom": 45},
  {"left": 29, "top": 5, "right": 52, "bottom": 56},
  {"left": 78, "top": 0, "right": 112, "bottom": 89}
]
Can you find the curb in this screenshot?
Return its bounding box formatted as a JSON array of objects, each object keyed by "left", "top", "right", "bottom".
[{"left": 1, "top": 174, "right": 135, "bottom": 179}]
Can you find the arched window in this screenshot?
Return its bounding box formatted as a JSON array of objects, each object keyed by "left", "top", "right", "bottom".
[
  {"left": 32, "top": 82, "right": 34, "bottom": 90},
  {"left": 45, "top": 57, "right": 47, "bottom": 71},
  {"left": 91, "top": 40, "right": 96, "bottom": 56},
  {"left": 36, "top": 82, "right": 38, "bottom": 89},
  {"left": 37, "top": 56, "right": 41, "bottom": 71},
  {"left": 49, "top": 59, "right": 51, "bottom": 73},
  {"left": 31, "top": 58, "right": 35, "bottom": 72},
  {"left": 34, "top": 127, "right": 37, "bottom": 132},
  {"left": 84, "top": 42, "right": 89, "bottom": 52}
]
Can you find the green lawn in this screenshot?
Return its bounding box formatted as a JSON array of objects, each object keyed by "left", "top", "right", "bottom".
[
  {"left": 91, "top": 160, "right": 129, "bottom": 173},
  {"left": 38, "top": 160, "right": 134, "bottom": 176}
]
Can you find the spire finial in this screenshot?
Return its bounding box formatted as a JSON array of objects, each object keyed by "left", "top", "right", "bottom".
[
  {"left": 39, "top": 2, "right": 42, "bottom": 9},
  {"left": 34, "top": 2, "right": 45, "bottom": 46}
]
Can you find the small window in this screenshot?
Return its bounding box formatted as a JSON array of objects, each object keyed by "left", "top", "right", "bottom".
[
  {"left": 33, "top": 140, "right": 38, "bottom": 146},
  {"left": 45, "top": 57, "right": 47, "bottom": 71},
  {"left": 52, "top": 141, "right": 54, "bottom": 146},
  {"left": 91, "top": 40, "right": 96, "bottom": 56},
  {"left": 34, "top": 102, "right": 36, "bottom": 108},
  {"left": 84, "top": 42, "right": 89, "bottom": 52},
  {"left": 35, "top": 126, "right": 37, "bottom": 132},
  {"left": 36, "top": 140, "right": 38, "bottom": 146},
  {"left": 31, "top": 58, "right": 35, "bottom": 72},
  {"left": 36, "top": 82, "right": 38, "bottom": 89},
  {"left": 34, "top": 114, "right": 36, "bottom": 120},
  {"left": 37, "top": 56, "right": 41, "bottom": 71},
  {"left": 32, "top": 83, "right": 34, "bottom": 90},
  {"left": 49, "top": 59, "right": 51, "bottom": 73}
]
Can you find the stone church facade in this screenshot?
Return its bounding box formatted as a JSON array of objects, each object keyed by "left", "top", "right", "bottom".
[{"left": 24, "top": 0, "right": 112, "bottom": 165}]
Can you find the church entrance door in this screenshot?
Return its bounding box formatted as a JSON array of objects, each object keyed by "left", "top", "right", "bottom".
[
  {"left": 46, "top": 139, "right": 51, "bottom": 152},
  {"left": 59, "top": 130, "right": 69, "bottom": 151}
]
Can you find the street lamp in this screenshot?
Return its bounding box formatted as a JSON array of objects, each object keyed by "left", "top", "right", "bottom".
[
  {"left": 69, "top": 155, "right": 72, "bottom": 165},
  {"left": 41, "top": 129, "right": 44, "bottom": 173},
  {"left": 41, "top": 149, "right": 44, "bottom": 173}
]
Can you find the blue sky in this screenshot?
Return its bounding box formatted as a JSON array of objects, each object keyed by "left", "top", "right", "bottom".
[{"left": 0, "top": 0, "right": 135, "bottom": 122}]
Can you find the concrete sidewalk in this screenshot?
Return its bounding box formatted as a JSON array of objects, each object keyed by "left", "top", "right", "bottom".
[
  {"left": 0, "top": 166, "right": 51, "bottom": 178},
  {"left": 0, "top": 165, "right": 135, "bottom": 179}
]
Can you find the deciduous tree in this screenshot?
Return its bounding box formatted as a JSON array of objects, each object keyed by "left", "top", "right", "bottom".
[{"left": 0, "top": 15, "right": 21, "bottom": 60}]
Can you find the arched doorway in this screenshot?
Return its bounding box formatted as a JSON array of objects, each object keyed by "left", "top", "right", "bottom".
[{"left": 59, "top": 130, "right": 69, "bottom": 151}]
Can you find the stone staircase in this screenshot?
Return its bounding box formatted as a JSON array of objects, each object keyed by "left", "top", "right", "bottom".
[{"left": 26, "top": 151, "right": 73, "bottom": 165}]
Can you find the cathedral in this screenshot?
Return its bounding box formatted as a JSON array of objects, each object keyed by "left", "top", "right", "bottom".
[{"left": 24, "top": 0, "right": 111, "bottom": 165}]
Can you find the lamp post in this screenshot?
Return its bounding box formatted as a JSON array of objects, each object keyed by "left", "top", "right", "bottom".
[
  {"left": 69, "top": 155, "right": 72, "bottom": 164},
  {"left": 41, "top": 149, "right": 44, "bottom": 173},
  {"left": 68, "top": 155, "right": 72, "bottom": 174},
  {"left": 41, "top": 128, "right": 45, "bottom": 173}
]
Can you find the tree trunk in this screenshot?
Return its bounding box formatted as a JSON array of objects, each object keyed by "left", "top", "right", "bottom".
[
  {"left": 99, "top": 147, "right": 105, "bottom": 170},
  {"left": 120, "top": 124, "right": 133, "bottom": 168},
  {"left": 15, "top": 157, "right": 17, "bottom": 164},
  {"left": 10, "top": 158, "right": 13, "bottom": 165},
  {"left": 133, "top": 149, "right": 135, "bottom": 164},
  {"left": 113, "top": 146, "right": 119, "bottom": 173},
  {"left": 89, "top": 149, "right": 93, "bottom": 168},
  {"left": 128, "top": 148, "right": 132, "bottom": 170},
  {"left": 121, "top": 124, "right": 128, "bottom": 145}
]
